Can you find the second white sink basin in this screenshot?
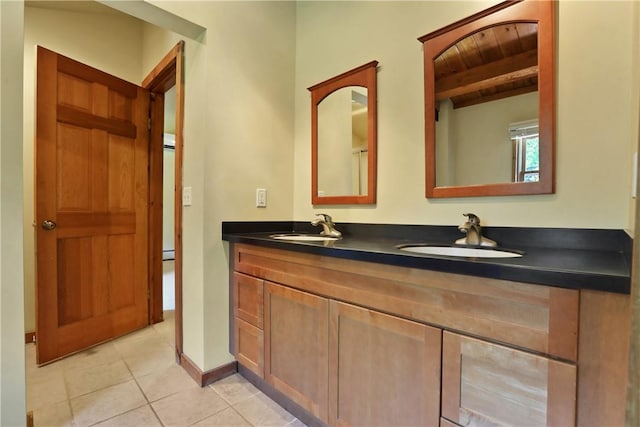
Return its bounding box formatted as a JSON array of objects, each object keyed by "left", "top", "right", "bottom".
[
  {"left": 398, "top": 244, "right": 523, "bottom": 258},
  {"left": 270, "top": 233, "right": 339, "bottom": 242}
]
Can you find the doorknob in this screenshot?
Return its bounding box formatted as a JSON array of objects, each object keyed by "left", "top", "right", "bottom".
[{"left": 41, "top": 220, "right": 57, "bottom": 231}]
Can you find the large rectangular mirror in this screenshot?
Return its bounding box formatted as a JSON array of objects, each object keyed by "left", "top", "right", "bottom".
[
  {"left": 419, "top": 0, "right": 555, "bottom": 198},
  {"left": 308, "top": 61, "right": 378, "bottom": 205}
]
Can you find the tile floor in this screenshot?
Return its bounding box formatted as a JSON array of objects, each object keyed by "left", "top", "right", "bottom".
[{"left": 26, "top": 311, "right": 305, "bottom": 427}]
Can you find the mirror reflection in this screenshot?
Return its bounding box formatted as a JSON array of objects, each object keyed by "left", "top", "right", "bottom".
[
  {"left": 317, "top": 87, "right": 368, "bottom": 197},
  {"left": 419, "top": 0, "right": 554, "bottom": 198},
  {"left": 435, "top": 22, "right": 539, "bottom": 187}
]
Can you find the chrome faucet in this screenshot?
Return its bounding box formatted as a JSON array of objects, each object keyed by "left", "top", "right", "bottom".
[
  {"left": 311, "top": 213, "right": 342, "bottom": 238},
  {"left": 455, "top": 213, "right": 496, "bottom": 247}
]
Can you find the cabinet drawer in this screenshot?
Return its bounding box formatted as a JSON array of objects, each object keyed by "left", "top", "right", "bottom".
[
  {"left": 442, "top": 331, "right": 576, "bottom": 427},
  {"left": 234, "top": 272, "right": 263, "bottom": 328},
  {"left": 235, "top": 317, "right": 264, "bottom": 378}
]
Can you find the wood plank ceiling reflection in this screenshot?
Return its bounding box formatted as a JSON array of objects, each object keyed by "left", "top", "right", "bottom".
[{"left": 434, "top": 23, "right": 538, "bottom": 109}]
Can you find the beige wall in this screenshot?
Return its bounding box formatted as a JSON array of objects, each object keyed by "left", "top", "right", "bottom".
[
  {"left": 293, "top": 1, "right": 637, "bottom": 230},
  {"left": 142, "top": 1, "right": 296, "bottom": 370},
  {"left": 630, "top": 1, "right": 640, "bottom": 233},
  {"left": 1, "top": 1, "right": 26, "bottom": 424},
  {"left": 22, "top": 5, "right": 145, "bottom": 333}
]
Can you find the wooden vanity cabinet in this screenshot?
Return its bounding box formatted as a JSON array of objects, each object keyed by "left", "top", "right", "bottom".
[
  {"left": 442, "top": 331, "right": 576, "bottom": 427},
  {"left": 230, "top": 244, "right": 628, "bottom": 427}
]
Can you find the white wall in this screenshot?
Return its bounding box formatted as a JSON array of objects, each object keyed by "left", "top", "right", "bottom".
[
  {"left": 22, "top": 5, "right": 145, "bottom": 334},
  {"left": 293, "top": 1, "right": 637, "bottom": 230},
  {"left": 142, "top": 0, "right": 296, "bottom": 370},
  {"left": 0, "top": 1, "right": 26, "bottom": 424},
  {"left": 163, "top": 146, "right": 175, "bottom": 251}
]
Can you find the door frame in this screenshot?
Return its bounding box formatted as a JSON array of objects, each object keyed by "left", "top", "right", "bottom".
[{"left": 143, "top": 41, "right": 185, "bottom": 360}]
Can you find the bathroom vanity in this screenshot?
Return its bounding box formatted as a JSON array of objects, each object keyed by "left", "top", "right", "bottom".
[{"left": 223, "top": 222, "right": 632, "bottom": 427}]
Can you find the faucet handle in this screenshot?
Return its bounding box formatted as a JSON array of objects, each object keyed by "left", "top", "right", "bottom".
[
  {"left": 463, "top": 213, "right": 480, "bottom": 225},
  {"left": 316, "top": 213, "right": 333, "bottom": 223}
]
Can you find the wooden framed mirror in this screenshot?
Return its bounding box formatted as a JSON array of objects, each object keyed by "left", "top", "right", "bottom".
[
  {"left": 418, "top": 0, "right": 555, "bottom": 198},
  {"left": 308, "top": 61, "right": 378, "bottom": 205}
]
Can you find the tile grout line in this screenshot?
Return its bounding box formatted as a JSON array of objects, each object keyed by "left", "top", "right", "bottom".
[
  {"left": 208, "top": 384, "right": 257, "bottom": 427},
  {"left": 73, "top": 335, "right": 162, "bottom": 426},
  {"left": 121, "top": 332, "right": 167, "bottom": 427},
  {"left": 184, "top": 403, "right": 232, "bottom": 427}
]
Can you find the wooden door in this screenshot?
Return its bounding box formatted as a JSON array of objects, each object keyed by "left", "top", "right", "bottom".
[
  {"left": 35, "top": 46, "right": 150, "bottom": 364},
  {"left": 442, "top": 331, "right": 576, "bottom": 426},
  {"left": 329, "top": 301, "right": 441, "bottom": 427},
  {"left": 264, "top": 282, "right": 329, "bottom": 423}
]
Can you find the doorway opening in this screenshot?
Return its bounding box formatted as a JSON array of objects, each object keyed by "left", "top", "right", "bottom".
[
  {"left": 143, "top": 41, "right": 185, "bottom": 361},
  {"left": 162, "top": 103, "right": 176, "bottom": 312}
]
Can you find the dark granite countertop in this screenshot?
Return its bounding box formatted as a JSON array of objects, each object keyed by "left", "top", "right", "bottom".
[{"left": 222, "top": 221, "right": 633, "bottom": 294}]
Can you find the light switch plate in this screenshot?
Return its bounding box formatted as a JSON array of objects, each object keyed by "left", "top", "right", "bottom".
[
  {"left": 183, "top": 186, "right": 192, "bottom": 206},
  {"left": 256, "top": 188, "right": 267, "bottom": 207}
]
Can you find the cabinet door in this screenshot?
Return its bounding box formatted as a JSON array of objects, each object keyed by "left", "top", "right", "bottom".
[
  {"left": 442, "top": 331, "right": 576, "bottom": 427},
  {"left": 264, "top": 282, "right": 329, "bottom": 422},
  {"left": 233, "top": 272, "right": 263, "bottom": 328},
  {"left": 329, "top": 301, "right": 442, "bottom": 427}
]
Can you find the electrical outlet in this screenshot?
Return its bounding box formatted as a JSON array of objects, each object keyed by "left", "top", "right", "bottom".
[
  {"left": 256, "top": 188, "right": 267, "bottom": 207},
  {"left": 183, "top": 186, "right": 192, "bottom": 206}
]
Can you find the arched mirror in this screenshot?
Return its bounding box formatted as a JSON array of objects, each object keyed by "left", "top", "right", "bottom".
[
  {"left": 308, "top": 61, "right": 378, "bottom": 205},
  {"left": 418, "top": 0, "right": 555, "bottom": 198}
]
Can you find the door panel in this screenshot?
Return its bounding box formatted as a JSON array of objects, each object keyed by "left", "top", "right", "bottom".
[
  {"left": 36, "top": 46, "right": 150, "bottom": 364},
  {"left": 56, "top": 237, "right": 93, "bottom": 325},
  {"left": 264, "top": 282, "right": 329, "bottom": 422},
  {"left": 329, "top": 301, "right": 442, "bottom": 427}
]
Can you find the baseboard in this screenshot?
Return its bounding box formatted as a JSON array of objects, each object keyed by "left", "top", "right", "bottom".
[
  {"left": 25, "top": 332, "right": 35, "bottom": 344},
  {"left": 179, "top": 353, "right": 237, "bottom": 387}
]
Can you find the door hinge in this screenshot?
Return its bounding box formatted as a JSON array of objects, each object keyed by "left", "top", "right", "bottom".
[
  {"left": 147, "top": 288, "right": 151, "bottom": 300},
  {"left": 148, "top": 117, "right": 152, "bottom": 130}
]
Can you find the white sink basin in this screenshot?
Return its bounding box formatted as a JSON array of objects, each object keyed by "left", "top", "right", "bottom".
[
  {"left": 270, "top": 233, "right": 339, "bottom": 242},
  {"left": 398, "top": 245, "right": 523, "bottom": 258}
]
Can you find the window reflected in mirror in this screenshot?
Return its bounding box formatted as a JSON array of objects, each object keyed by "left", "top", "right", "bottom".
[{"left": 510, "top": 120, "right": 539, "bottom": 183}]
